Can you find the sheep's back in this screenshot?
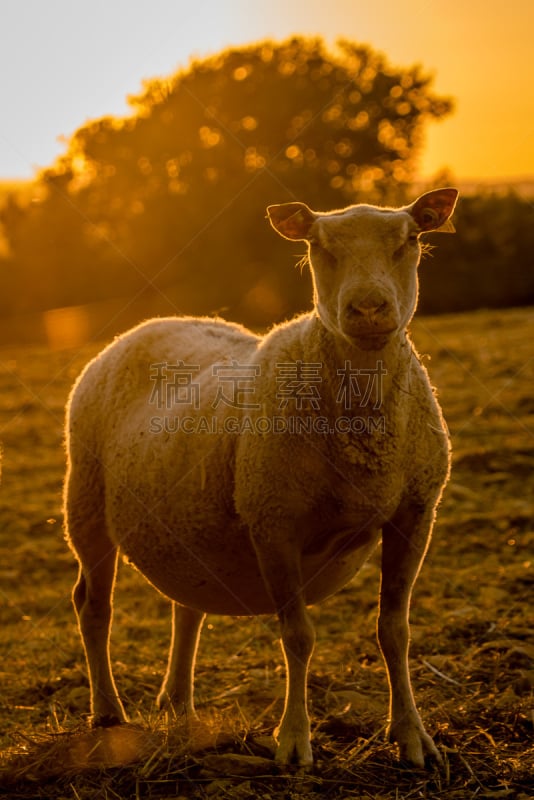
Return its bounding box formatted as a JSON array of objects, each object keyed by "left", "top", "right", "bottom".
[{"left": 70, "top": 316, "right": 260, "bottom": 421}]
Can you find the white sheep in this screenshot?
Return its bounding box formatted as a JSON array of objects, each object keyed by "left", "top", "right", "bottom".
[{"left": 64, "top": 187, "right": 458, "bottom": 768}]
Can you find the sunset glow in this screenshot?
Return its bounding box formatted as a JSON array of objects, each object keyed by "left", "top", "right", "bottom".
[{"left": 0, "top": 0, "right": 532, "bottom": 181}]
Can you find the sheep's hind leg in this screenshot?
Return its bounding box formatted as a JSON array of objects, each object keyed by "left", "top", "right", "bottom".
[
  {"left": 72, "top": 540, "right": 126, "bottom": 727},
  {"left": 157, "top": 603, "right": 205, "bottom": 722},
  {"left": 378, "top": 505, "right": 442, "bottom": 768}
]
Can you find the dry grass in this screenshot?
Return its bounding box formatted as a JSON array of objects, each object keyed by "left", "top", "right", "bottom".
[{"left": 0, "top": 307, "right": 532, "bottom": 799}]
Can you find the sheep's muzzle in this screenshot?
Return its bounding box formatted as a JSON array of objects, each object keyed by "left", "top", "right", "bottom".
[{"left": 340, "top": 293, "right": 399, "bottom": 349}]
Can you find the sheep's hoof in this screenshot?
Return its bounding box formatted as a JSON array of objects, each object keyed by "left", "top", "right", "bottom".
[
  {"left": 274, "top": 730, "right": 313, "bottom": 769},
  {"left": 156, "top": 693, "right": 199, "bottom": 722},
  {"left": 394, "top": 728, "right": 442, "bottom": 769},
  {"left": 91, "top": 713, "right": 126, "bottom": 728}
]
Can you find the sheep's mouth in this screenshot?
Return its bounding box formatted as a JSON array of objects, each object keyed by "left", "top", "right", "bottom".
[{"left": 345, "top": 328, "right": 397, "bottom": 351}]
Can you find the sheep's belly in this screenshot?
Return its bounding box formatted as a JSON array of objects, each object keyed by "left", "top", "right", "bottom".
[
  {"left": 121, "top": 522, "right": 271, "bottom": 615},
  {"left": 118, "top": 521, "right": 381, "bottom": 617},
  {"left": 302, "top": 526, "right": 381, "bottom": 603}
]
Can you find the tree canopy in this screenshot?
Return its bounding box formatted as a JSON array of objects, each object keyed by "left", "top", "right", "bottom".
[{"left": 2, "top": 37, "right": 456, "bottom": 329}]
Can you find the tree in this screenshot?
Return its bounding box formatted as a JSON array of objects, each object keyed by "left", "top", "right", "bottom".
[{"left": 1, "top": 37, "right": 453, "bottom": 327}]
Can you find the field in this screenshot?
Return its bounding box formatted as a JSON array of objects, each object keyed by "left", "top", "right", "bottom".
[{"left": 0, "top": 307, "right": 532, "bottom": 799}]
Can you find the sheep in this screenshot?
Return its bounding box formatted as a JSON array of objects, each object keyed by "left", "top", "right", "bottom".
[{"left": 64, "top": 187, "right": 458, "bottom": 769}]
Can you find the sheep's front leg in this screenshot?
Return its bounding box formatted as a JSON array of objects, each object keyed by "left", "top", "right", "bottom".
[
  {"left": 157, "top": 603, "right": 205, "bottom": 721},
  {"left": 253, "top": 535, "right": 315, "bottom": 767},
  {"left": 378, "top": 505, "right": 442, "bottom": 768}
]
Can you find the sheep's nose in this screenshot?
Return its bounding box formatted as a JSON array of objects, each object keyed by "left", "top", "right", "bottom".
[{"left": 345, "top": 296, "right": 390, "bottom": 320}]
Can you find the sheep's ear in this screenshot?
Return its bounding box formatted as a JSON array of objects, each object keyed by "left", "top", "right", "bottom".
[
  {"left": 410, "top": 188, "right": 459, "bottom": 233},
  {"left": 267, "top": 202, "right": 317, "bottom": 241}
]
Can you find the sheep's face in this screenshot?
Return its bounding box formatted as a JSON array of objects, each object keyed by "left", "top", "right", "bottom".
[
  {"left": 268, "top": 188, "right": 458, "bottom": 351},
  {"left": 307, "top": 208, "right": 420, "bottom": 350}
]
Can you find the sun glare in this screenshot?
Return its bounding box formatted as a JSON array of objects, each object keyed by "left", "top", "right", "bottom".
[{"left": 43, "top": 305, "right": 90, "bottom": 349}]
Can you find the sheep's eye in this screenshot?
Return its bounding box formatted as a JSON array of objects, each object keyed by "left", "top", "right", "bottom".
[
  {"left": 310, "top": 239, "right": 336, "bottom": 267},
  {"left": 308, "top": 236, "right": 325, "bottom": 250},
  {"left": 393, "top": 242, "right": 407, "bottom": 259},
  {"left": 394, "top": 233, "right": 419, "bottom": 259}
]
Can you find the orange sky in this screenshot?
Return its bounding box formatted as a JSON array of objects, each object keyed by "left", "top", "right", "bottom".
[
  {"left": 1, "top": 0, "right": 532, "bottom": 180},
  {"left": 248, "top": 0, "right": 534, "bottom": 180}
]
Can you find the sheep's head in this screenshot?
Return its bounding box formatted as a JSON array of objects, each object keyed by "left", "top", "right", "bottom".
[{"left": 267, "top": 188, "right": 458, "bottom": 351}]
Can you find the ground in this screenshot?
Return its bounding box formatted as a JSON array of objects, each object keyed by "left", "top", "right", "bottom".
[{"left": 0, "top": 307, "right": 532, "bottom": 799}]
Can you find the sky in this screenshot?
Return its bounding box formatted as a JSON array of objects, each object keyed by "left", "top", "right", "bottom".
[{"left": 1, "top": 0, "right": 533, "bottom": 181}]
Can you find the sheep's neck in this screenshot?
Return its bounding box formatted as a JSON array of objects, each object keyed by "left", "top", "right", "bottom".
[{"left": 304, "top": 316, "right": 412, "bottom": 414}]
